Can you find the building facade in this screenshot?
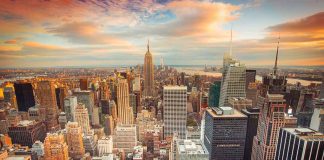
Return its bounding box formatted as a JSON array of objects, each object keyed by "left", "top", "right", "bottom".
[
  {"left": 275, "top": 128, "right": 324, "bottom": 160},
  {"left": 66, "top": 121, "right": 85, "bottom": 159},
  {"left": 163, "top": 86, "right": 187, "bottom": 139},
  {"left": 203, "top": 107, "right": 247, "bottom": 160},
  {"left": 143, "top": 41, "right": 155, "bottom": 97}
]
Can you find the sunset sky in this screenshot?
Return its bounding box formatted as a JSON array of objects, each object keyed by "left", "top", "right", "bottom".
[{"left": 0, "top": 0, "right": 323, "bottom": 68}]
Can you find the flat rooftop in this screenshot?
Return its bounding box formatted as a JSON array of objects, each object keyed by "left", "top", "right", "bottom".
[
  {"left": 177, "top": 139, "right": 208, "bottom": 155},
  {"left": 207, "top": 107, "right": 247, "bottom": 118},
  {"left": 163, "top": 85, "right": 187, "bottom": 90},
  {"left": 282, "top": 128, "right": 324, "bottom": 140}
]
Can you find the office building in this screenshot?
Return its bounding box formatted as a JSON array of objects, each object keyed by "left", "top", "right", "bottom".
[
  {"left": 229, "top": 97, "right": 252, "bottom": 111},
  {"left": 83, "top": 133, "right": 97, "bottom": 156},
  {"left": 97, "top": 136, "right": 113, "bottom": 157},
  {"left": 113, "top": 124, "right": 137, "bottom": 153},
  {"left": 129, "top": 93, "right": 137, "bottom": 116},
  {"left": 8, "top": 120, "right": 46, "bottom": 147},
  {"left": 64, "top": 96, "right": 77, "bottom": 122},
  {"left": 163, "top": 86, "right": 187, "bottom": 139},
  {"left": 74, "top": 103, "right": 91, "bottom": 135},
  {"left": 143, "top": 40, "right": 155, "bottom": 97},
  {"left": 58, "top": 112, "right": 67, "bottom": 129},
  {"left": 14, "top": 82, "right": 35, "bottom": 112},
  {"left": 3, "top": 86, "right": 18, "bottom": 109},
  {"left": 251, "top": 94, "right": 295, "bottom": 160},
  {"left": 136, "top": 110, "right": 163, "bottom": 142},
  {"left": 80, "top": 78, "right": 88, "bottom": 90},
  {"left": 275, "top": 128, "right": 324, "bottom": 160},
  {"left": 28, "top": 105, "right": 41, "bottom": 121},
  {"left": 219, "top": 61, "right": 246, "bottom": 107},
  {"left": 320, "top": 74, "right": 324, "bottom": 99},
  {"left": 310, "top": 98, "right": 324, "bottom": 133},
  {"left": 204, "top": 107, "right": 247, "bottom": 160},
  {"left": 31, "top": 141, "right": 44, "bottom": 157},
  {"left": 208, "top": 81, "right": 221, "bottom": 108},
  {"left": 116, "top": 79, "right": 134, "bottom": 124},
  {"left": 66, "top": 122, "right": 85, "bottom": 159},
  {"left": 251, "top": 40, "right": 295, "bottom": 160},
  {"left": 55, "top": 87, "right": 67, "bottom": 110},
  {"left": 241, "top": 108, "right": 260, "bottom": 160},
  {"left": 35, "top": 80, "right": 59, "bottom": 131},
  {"left": 44, "top": 133, "right": 69, "bottom": 160},
  {"left": 176, "top": 139, "right": 209, "bottom": 160},
  {"left": 246, "top": 69, "right": 256, "bottom": 88},
  {"left": 73, "top": 90, "right": 94, "bottom": 124},
  {"left": 100, "top": 80, "right": 110, "bottom": 100},
  {"left": 133, "top": 75, "right": 141, "bottom": 92}
]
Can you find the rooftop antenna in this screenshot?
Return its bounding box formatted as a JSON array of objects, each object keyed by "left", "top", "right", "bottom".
[
  {"left": 273, "top": 35, "right": 280, "bottom": 76},
  {"left": 147, "top": 39, "right": 150, "bottom": 52}
]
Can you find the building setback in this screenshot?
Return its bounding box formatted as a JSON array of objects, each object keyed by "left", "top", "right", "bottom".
[
  {"left": 275, "top": 128, "right": 324, "bottom": 160},
  {"left": 204, "top": 107, "right": 247, "bottom": 160}
]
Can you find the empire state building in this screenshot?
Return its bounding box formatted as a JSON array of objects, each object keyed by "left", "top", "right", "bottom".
[{"left": 143, "top": 40, "right": 154, "bottom": 97}]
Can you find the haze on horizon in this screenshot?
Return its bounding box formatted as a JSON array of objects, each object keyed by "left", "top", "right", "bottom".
[{"left": 0, "top": 0, "right": 323, "bottom": 68}]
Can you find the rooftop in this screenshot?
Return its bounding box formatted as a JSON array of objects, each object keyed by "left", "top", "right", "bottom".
[
  {"left": 163, "top": 85, "right": 187, "bottom": 90},
  {"left": 177, "top": 139, "right": 208, "bottom": 155},
  {"left": 207, "top": 107, "right": 247, "bottom": 118},
  {"left": 282, "top": 128, "right": 324, "bottom": 140}
]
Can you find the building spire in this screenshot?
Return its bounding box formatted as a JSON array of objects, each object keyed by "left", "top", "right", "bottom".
[
  {"left": 147, "top": 39, "right": 150, "bottom": 52},
  {"left": 273, "top": 35, "right": 280, "bottom": 76}
]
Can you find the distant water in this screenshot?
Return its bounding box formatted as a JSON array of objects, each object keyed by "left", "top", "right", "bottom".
[{"left": 175, "top": 67, "right": 321, "bottom": 86}]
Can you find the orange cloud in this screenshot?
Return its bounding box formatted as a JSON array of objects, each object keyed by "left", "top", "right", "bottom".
[
  {"left": 164, "top": 0, "right": 240, "bottom": 36},
  {"left": 0, "top": 45, "right": 21, "bottom": 51},
  {"left": 268, "top": 12, "right": 324, "bottom": 33},
  {"left": 24, "top": 42, "right": 64, "bottom": 50}
]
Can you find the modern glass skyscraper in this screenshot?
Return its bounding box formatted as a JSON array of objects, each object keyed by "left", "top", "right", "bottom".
[
  {"left": 143, "top": 40, "right": 155, "bottom": 97},
  {"left": 208, "top": 81, "right": 221, "bottom": 108},
  {"left": 219, "top": 61, "right": 246, "bottom": 107},
  {"left": 163, "top": 86, "right": 187, "bottom": 139}
]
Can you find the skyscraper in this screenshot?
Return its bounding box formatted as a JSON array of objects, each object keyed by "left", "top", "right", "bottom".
[
  {"left": 74, "top": 103, "right": 92, "bottom": 135},
  {"left": 320, "top": 73, "right": 324, "bottom": 99},
  {"left": 246, "top": 69, "right": 256, "bottom": 88},
  {"left": 241, "top": 108, "right": 260, "bottom": 160},
  {"left": 66, "top": 122, "right": 85, "bottom": 159},
  {"left": 64, "top": 96, "right": 77, "bottom": 122},
  {"left": 203, "top": 107, "right": 247, "bottom": 160},
  {"left": 14, "top": 81, "right": 35, "bottom": 112},
  {"left": 143, "top": 40, "right": 155, "bottom": 97},
  {"left": 219, "top": 61, "right": 246, "bottom": 107},
  {"left": 275, "top": 128, "right": 324, "bottom": 160},
  {"left": 3, "top": 86, "right": 18, "bottom": 109},
  {"left": 35, "top": 80, "right": 59, "bottom": 131},
  {"left": 208, "top": 81, "right": 221, "bottom": 108},
  {"left": 80, "top": 78, "right": 88, "bottom": 90},
  {"left": 73, "top": 90, "right": 94, "bottom": 125},
  {"left": 44, "top": 133, "right": 69, "bottom": 160},
  {"left": 251, "top": 38, "right": 293, "bottom": 160},
  {"left": 116, "top": 79, "right": 134, "bottom": 124},
  {"left": 163, "top": 86, "right": 187, "bottom": 139}
]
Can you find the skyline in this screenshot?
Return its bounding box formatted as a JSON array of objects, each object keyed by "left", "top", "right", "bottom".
[{"left": 0, "top": 0, "right": 324, "bottom": 68}]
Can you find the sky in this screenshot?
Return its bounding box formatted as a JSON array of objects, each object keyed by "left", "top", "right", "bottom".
[{"left": 0, "top": 0, "right": 323, "bottom": 68}]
